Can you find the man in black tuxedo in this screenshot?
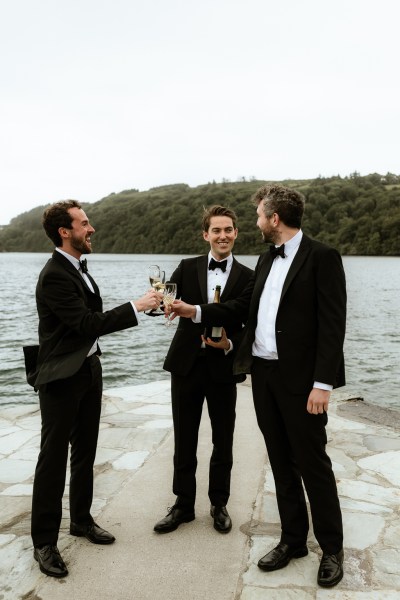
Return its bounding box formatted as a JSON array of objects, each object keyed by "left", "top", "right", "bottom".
[
  {"left": 153, "top": 205, "right": 253, "bottom": 535},
  {"left": 170, "top": 185, "right": 346, "bottom": 588},
  {"left": 29, "top": 200, "right": 161, "bottom": 578}
]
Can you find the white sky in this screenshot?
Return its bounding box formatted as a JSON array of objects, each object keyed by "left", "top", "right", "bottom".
[{"left": 1, "top": 0, "right": 399, "bottom": 225}]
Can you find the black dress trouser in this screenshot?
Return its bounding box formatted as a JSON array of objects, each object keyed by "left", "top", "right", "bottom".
[
  {"left": 251, "top": 357, "right": 343, "bottom": 555},
  {"left": 171, "top": 357, "right": 237, "bottom": 510},
  {"left": 31, "top": 355, "right": 102, "bottom": 547}
]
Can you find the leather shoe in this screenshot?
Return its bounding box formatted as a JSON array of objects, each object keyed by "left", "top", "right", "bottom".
[
  {"left": 317, "top": 549, "right": 344, "bottom": 587},
  {"left": 70, "top": 521, "right": 115, "bottom": 544},
  {"left": 258, "top": 542, "right": 308, "bottom": 571},
  {"left": 210, "top": 505, "right": 232, "bottom": 533},
  {"left": 34, "top": 544, "right": 68, "bottom": 578},
  {"left": 154, "top": 506, "right": 195, "bottom": 533}
]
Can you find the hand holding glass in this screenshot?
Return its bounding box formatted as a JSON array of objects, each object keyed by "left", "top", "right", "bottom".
[{"left": 163, "top": 282, "right": 177, "bottom": 327}]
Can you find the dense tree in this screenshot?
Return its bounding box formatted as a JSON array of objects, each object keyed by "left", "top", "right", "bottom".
[{"left": 0, "top": 174, "right": 399, "bottom": 255}]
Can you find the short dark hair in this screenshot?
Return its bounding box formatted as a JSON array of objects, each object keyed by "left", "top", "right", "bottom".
[
  {"left": 252, "top": 184, "right": 305, "bottom": 228},
  {"left": 202, "top": 205, "right": 238, "bottom": 231},
  {"left": 42, "top": 200, "right": 82, "bottom": 246}
]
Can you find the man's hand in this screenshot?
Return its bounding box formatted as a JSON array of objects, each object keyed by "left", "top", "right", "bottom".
[
  {"left": 201, "top": 327, "right": 230, "bottom": 351},
  {"left": 307, "top": 388, "right": 330, "bottom": 414},
  {"left": 167, "top": 299, "right": 196, "bottom": 320},
  {"left": 134, "top": 289, "right": 163, "bottom": 313}
]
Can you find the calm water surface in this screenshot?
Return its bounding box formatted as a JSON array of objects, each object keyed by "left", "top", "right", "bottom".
[{"left": 0, "top": 253, "right": 399, "bottom": 411}]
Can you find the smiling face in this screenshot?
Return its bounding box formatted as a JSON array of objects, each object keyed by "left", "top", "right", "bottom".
[
  {"left": 60, "top": 207, "right": 95, "bottom": 258},
  {"left": 203, "top": 215, "right": 238, "bottom": 260}
]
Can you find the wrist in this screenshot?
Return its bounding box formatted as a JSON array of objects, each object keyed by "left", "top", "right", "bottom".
[{"left": 133, "top": 300, "right": 145, "bottom": 312}]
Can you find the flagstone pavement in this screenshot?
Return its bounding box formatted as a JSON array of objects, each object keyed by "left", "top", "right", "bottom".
[{"left": 0, "top": 380, "right": 399, "bottom": 599}]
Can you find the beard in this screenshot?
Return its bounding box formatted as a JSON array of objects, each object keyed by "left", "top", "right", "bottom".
[
  {"left": 261, "top": 230, "right": 275, "bottom": 245},
  {"left": 71, "top": 238, "right": 91, "bottom": 255}
]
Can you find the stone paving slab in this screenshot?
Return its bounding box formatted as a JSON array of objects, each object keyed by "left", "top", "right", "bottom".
[{"left": 0, "top": 382, "right": 399, "bottom": 599}]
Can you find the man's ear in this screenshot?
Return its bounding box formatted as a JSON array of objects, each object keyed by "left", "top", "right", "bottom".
[{"left": 58, "top": 227, "right": 70, "bottom": 240}]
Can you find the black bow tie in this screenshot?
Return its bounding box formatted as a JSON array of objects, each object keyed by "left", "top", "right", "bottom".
[
  {"left": 209, "top": 258, "right": 227, "bottom": 272},
  {"left": 270, "top": 244, "right": 285, "bottom": 259},
  {"left": 79, "top": 259, "right": 88, "bottom": 274}
]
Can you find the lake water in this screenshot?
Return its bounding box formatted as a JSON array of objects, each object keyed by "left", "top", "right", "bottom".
[{"left": 0, "top": 253, "right": 399, "bottom": 411}]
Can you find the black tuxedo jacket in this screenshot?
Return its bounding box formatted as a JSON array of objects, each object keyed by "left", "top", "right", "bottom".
[
  {"left": 201, "top": 235, "right": 347, "bottom": 393},
  {"left": 163, "top": 255, "right": 253, "bottom": 384},
  {"left": 28, "top": 251, "right": 138, "bottom": 388}
]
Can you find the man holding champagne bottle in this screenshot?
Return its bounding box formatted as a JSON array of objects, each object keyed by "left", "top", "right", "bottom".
[{"left": 154, "top": 205, "right": 253, "bottom": 534}]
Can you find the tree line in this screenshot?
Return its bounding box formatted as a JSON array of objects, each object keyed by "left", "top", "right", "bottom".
[{"left": 0, "top": 172, "right": 399, "bottom": 255}]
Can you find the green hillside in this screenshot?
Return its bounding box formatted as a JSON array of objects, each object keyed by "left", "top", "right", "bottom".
[{"left": 0, "top": 172, "right": 399, "bottom": 255}]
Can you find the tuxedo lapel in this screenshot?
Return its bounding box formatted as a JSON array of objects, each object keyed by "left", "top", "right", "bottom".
[
  {"left": 280, "top": 235, "right": 311, "bottom": 303},
  {"left": 197, "top": 255, "right": 209, "bottom": 304},
  {"left": 221, "top": 258, "right": 241, "bottom": 300},
  {"left": 245, "top": 252, "right": 274, "bottom": 325},
  {"left": 253, "top": 252, "right": 274, "bottom": 302},
  {"left": 86, "top": 272, "right": 100, "bottom": 295}
]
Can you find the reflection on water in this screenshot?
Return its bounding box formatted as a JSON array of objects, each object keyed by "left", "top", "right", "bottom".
[{"left": 0, "top": 253, "right": 399, "bottom": 411}]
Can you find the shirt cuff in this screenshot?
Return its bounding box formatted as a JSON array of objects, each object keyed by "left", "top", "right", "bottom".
[
  {"left": 130, "top": 301, "right": 139, "bottom": 320},
  {"left": 224, "top": 340, "right": 233, "bottom": 355},
  {"left": 313, "top": 381, "right": 333, "bottom": 391},
  {"left": 193, "top": 305, "right": 202, "bottom": 323}
]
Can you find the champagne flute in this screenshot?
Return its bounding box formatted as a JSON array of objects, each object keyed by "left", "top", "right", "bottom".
[
  {"left": 163, "top": 282, "right": 177, "bottom": 327},
  {"left": 148, "top": 265, "right": 161, "bottom": 290},
  {"left": 154, "top": 270, "right": 166, "bottom": 314},
  {"left": 146, "top": 265, "right": 165, "bottom": 315}
]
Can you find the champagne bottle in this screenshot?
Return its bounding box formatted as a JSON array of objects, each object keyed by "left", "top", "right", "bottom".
[{"left": 205, "top": 285, "right": 223, "bottom": 342}]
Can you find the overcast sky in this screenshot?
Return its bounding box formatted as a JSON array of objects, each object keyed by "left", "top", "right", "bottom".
[{"left": 1, "top": 0, "right": 399, "bottom": 225}]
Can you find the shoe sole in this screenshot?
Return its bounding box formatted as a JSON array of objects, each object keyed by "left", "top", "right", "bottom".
[
  {"left": 213, "top": 523, "right": 232, "bottom": 534},
  {"left": 154, "top": 514, "right": 195, "bottom": 534},
  {"left": 258, "top": 547, "right": 309, "bottom": 571}
]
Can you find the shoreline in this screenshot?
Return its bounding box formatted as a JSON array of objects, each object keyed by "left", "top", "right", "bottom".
[
  {"left": 2, "top": 382, "right": 399, "bottom": 430},
  {"left": 337, "top": 399, "right": 400, "bottom": 431}
]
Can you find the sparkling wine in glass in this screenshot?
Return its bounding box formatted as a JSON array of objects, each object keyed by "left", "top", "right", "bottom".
[
  {"left": 163, "top": 282, "right": 177, "bottom": 327},
  {"left": 148, "top": 265, "right": 161, "bottom": 289},
  {"left": 147, "top": 266, "right": 165, "bottom": 315}
]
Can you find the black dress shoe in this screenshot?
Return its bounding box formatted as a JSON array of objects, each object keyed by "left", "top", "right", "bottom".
[
  {"left": 258, "top": 542, "right": 308, "bottom": 571},
  {"left": 317, "top": 549, "right": 344, "bottom": 587},
  {"left": 153, "top": 506, "right": 195, "bottom": 533},
  {"left": 210, "top": 505, "right": 232, "bottom": 533},
  {"left": 70, "top": 521, "right": 116, "bottom": 544},
  {"left": 34, "top": 544, "right": 68, "bottom": 578}
]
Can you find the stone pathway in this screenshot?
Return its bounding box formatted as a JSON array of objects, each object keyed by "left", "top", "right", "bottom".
[
  {"left": 241, "top": 389, "right": 400, "bottom": 599},
  {"left": 0, "top": 382, "right": 399, "bottom": 599},
  {"left": 0, "top": 380, "right": 174, "bottom": 599}
]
